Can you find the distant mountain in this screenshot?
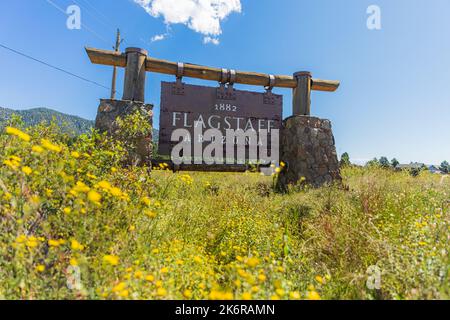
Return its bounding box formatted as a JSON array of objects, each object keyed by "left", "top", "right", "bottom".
[
  {"left": 0, "top": 107, "right": 94, "bottom": 135},
  {"left": 0, "top": 106, "right": 159, "bottom": 141}
]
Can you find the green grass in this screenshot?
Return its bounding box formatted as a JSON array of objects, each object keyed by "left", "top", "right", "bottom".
[{"left": 0, "top": 122, "right": 449, "bottom": 300}]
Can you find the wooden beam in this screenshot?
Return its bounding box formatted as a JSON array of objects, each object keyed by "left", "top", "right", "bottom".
[
  {"left": 85, "top": 47, "right": 340, "bottom": 92},
  {"left": 86, "top": 47, "right": 127, "bottom": 68}
]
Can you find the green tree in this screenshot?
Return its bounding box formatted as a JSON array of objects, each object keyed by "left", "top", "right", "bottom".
[
  {"left": 366, "top": 158, "right": 379, "bottom": 167},
  {"left": 340, "top": 152, "right": 351, "bottom": 167},
  {"left": 440, "top": 161, "right": 450, "bottom": 173},
  {"left": 379, "top": 156, "right": 390, "bottom": 168},
  {"left": 391, "top": 158, "right": 400, "bottom": 169}
]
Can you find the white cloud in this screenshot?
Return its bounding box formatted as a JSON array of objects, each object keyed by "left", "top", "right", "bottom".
[
  {"left": 151, "top": 34, "right": 166, "bottom": 42},
  {"left": 134, "top": 0, "right": 241, "bottom": 43},
  {"left": 203, "top": 36, "right": 220, "bottom": 45}
]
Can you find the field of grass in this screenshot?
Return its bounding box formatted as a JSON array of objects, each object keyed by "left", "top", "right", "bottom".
[{"left": 0, "top": 121, "right": 449, "bottom": 300}]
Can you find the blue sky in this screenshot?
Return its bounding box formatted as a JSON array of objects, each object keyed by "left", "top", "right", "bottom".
[{"left": 1, "top": 0, "right": 449, "bottom": 165}]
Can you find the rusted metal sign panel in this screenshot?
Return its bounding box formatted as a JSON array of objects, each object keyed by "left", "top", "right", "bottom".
[{"left": 158, "top": 81, "right": 282, "bottom": 160}]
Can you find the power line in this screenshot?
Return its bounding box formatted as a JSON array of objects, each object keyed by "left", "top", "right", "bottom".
[
  {"left": 80, "top": 0, "right": 117, "bottom": 28},
  {"left": 71, "top": 0, "right": 117, "bottom": 32},
  {"left": 0, "top": 43, "right": 111, "bottom": 91},
  {"left": 44, "top": 0, "right": 111, "bottom": 45}
]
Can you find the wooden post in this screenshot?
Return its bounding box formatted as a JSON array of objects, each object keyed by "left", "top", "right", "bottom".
[
  {"left": 292, "top": 71, "right": 312, "bottom": 116},
  {"left": 123, "top": 47, "right": 148, "bottom": 102},
  {"left": 111, "top": 29, "right": 122, "bottom": 100}
]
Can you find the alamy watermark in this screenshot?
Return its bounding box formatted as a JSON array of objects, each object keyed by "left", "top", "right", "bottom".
[
  {"left": 66, "top": 5, "right": 81, "bottom": 30},
  {"left": 366, "top": 265, "right": 382, "bottom": 290},
  {"left": 170, "top": 121, "right": 280, "bottom": 173},
  {"left": 367, "top": 5, "right": 382, "bottom": 30}
]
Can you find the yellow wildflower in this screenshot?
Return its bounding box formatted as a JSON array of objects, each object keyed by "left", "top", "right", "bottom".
[
  {"left": 103, "top": 255, "right": 119, "bottom": 266},
  {"left": 41, "top": 139, "right": 62, "bottom": 153},
  {"left": 26, "top": 238, "right": 39, "bottom": 248},
  {"left": 306, "top": 290, "right": 321, "bottom": 300},
  {"left": 276, "top": 289, "right": 285, "bottom": 297},
  {"left": 315, "top": 275, "right": 324, "bottom": 285},
  {"left": 6, "top": 127, "right": 30, "bottom": 142},
  {"left": 63, "top": 207, "right": 72, "bottom": 214},
  {"left": 21, "top": 166, "right": 33, "bottom": 175},
  {"left": 242, "top": 292, "right": 252, "bottom": 300},
  {"left": 258, "top": 273, "right": 267, "bottom": 282},
  {"left": 112, "top": 282, "right": 126, "bottom": 293},
  {"left": 15, "top": 235, "right": 27, "bottom": 244},
  {"left": 32, "top": 145, "right": 44, "bottom": 153},
  {"left": 209, "top": 290, "right": 224, "bottom": 300},
  {"left": 145, "top": 210, "right": 157, "bottom": 218},
  {"left": 72, "top": 181, "right": 90, "bottom": 194},
  {"left": 87, "top": 190, "right": 102, "bottom": 204},
  {"left": 290, "top": 291, "right": 301, "bottom": 300},
  {"left": 70, "top": 258, "right": 78, "bottom": 266},
  {"left": 183, "top": 289, "right": 192, "bottom": 299},
  {"left": 71, "top": 151, "right": 81, "bottom": 158},
  {"left": 157, "top": 288, "right": 167, "bottom": 297},
  {"left": 176, "top": 259, "right": 184, "bottom": 265},
  {"left": 86, "top": 173, "right": 97, "bottom": 180},
  {"left": 223, "top": 292, "right": 233, "bottom": 300},
  {"left": 48, "top": 239, "right": 62, "bottom": 248},
  {"left": 141, "top": 196, "right": 152, "bottom": 206},
  {"left": 145, "top": 275, "right": 155, "bottom": 282},
  {"left": 70, "top": 240, "right": 84, "bottom": 251},
  {"left": 193, "top": 256, "right": 202, "bottom": 264},
  {"left": 3, "top": 159, "right": 20, "bottom": 170},
  {"left": 35, "top": 265, "right": 46, "bottom": 272},
  {"left": 160, "top": 267, "right": 169, "bottom": 274},
  {"left": 246, "top": 257, "right": 260, "bottom": 268},
  {"left": 110, "top": 187, "right": 122, "bottom": 197},
  {"left": 119, "top": 290, "right": 129, "bottom": 298}
]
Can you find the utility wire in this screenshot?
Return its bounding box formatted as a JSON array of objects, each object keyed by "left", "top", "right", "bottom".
[
  {"left": 45, "top": 0, "right": 111, "bottom": 46},
  {"left": 71, "top": 0, "right": 116, "bottom": 32},
  {"left": 0, "top": 43, "right": 111, "bottom": 91},
  {"left": 81, "top": 0, "right": 117, "bottom": 28}
]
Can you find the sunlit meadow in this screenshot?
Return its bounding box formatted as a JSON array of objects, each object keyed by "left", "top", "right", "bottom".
[{"left": 0, "top": 117, "right": 449, "bottom": 300}]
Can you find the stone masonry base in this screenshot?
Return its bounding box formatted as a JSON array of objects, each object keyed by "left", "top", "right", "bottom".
[
  {"left": 277, "top": 116, "right": 341, "bottom": 189},
  {"left": 95, "top": 99, "right": 153, "bottom": 166}
]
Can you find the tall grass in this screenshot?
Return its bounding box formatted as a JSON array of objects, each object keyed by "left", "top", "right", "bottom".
[{"left": 0, "top": 121, "right": 448, "bottom": 300}]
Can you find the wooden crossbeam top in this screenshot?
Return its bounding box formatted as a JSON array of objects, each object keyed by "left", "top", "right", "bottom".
[{"left": 85, "top": 47, "right": 340, "bottom": 92}]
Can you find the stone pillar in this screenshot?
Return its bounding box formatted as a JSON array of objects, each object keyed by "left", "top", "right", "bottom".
[
  {"left": 292, "top": 71, "right": 312, "bottom": 116},
  {"left": 123, "top": 47, "right": 148, "bottom": 102},
  {"left": 95, "top": 99, "right": 153, "bottom": 166},
  {"left": 277, "top": 116, "right": 341, "bottom": 189}
]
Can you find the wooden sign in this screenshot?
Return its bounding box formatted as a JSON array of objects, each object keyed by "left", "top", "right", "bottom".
[{"left": 158, "top": 81, "right": 282, "bottom": 162}]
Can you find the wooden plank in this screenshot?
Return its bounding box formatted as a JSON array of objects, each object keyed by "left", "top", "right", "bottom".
[
  {"left": 311, "top": 79, "right": 341, "bottom": 92},
  {"left": 86, "top": 47, "right": 127, "bottom": 67},
  {"left": 85, "top": 47, "right": 340, "bottom": 92}
]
